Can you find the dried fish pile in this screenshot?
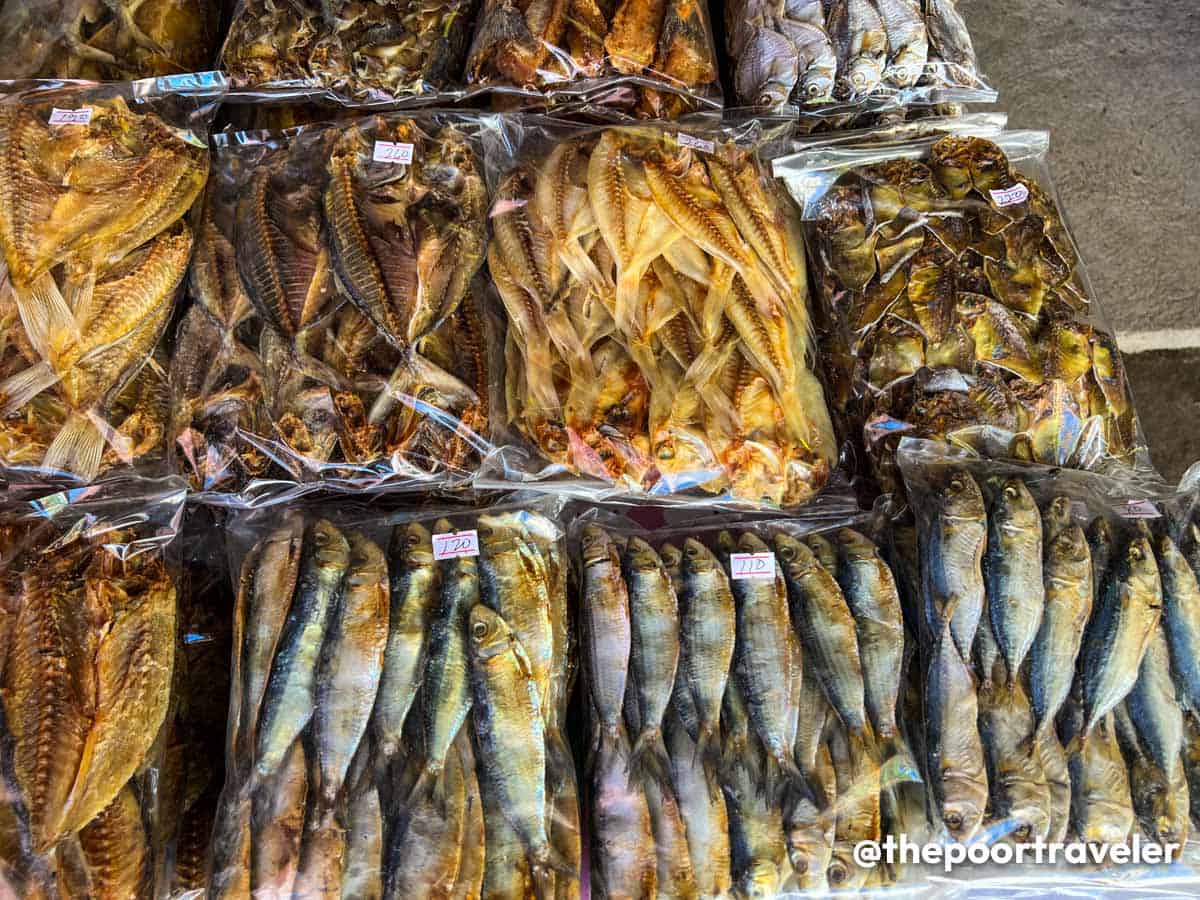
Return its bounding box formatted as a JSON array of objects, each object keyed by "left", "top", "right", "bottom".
[
  {"left": 210, "top": 508, "right": 580, "bottom": 898},
  {"left": 727, "top": 0, "right": 985, "bottom": 109},
  {"left": 465, "top": 0, "right": 720, "bottom": 117},
  {"left": 170, "top": 114, "right": 490, "bottom": 495},
  {"left": 221, "top": 0, "right": 478, "bottom": 101},
  {"left": 578, "top": 519, "right": 925, "bottom": 896},
  {"left": 0, "top": 85, "right": 220, "bottom": 485},
  {"left": 490, "top": 126, "right": 836, "bottom": 506},
  {"left": 0, "top": 487, "right": 182, "bottom": 897},
  {"left": 902, "top": 447, "right": 1200, "bottom": 855},
  {"left": 0, "top": 0, "right": 219, "bottom": 80},
  {"left": 775, "top": 129, "right": 1142, "bottom": 494}
]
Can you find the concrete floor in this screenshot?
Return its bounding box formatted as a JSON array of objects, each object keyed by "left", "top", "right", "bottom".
[{"left": 970, "top": 0, "right": 1200, "bottom": 480}]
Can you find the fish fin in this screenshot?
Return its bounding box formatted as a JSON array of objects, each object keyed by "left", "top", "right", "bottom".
[
  {"left": 408, "top": 762, "right": 442, "bottom": 811},
  {"left": 41, "top": 412, "right": 105, "bottom": 480},
  {"left": 546, "top": 726, "right": 575, "bottom": 794},
  {"left": 848, "top": 723, "right": 880, "bottom": 770},
  {"left": 532, "top": 842, "right": 577, "bottom": 900},
  {"left": 1062, "top": 732, "right": 1085, "bottom": 757},
  {"left": 628, "top": 727, "right": 672, "bottom": 792},
  {"left": 0, "top": 361, "right": 59, "bottom": 414},
  {"left": 696, "top": 725, "right": 723, "bottom": 772},
  {"left": 14, "top": 272, "right": 76, "bottom": 362}
]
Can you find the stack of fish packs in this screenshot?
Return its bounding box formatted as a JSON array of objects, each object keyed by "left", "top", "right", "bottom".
[
  {"left": 487, "top": 123, "right": 837, "bottom": 507},
  {"left": 726, "top": 0, "right": 988, "bottom": 111},
  {"left": 0, "top": 79, "right": 223, "bottom": 487},
  {"left": 170, "top": 112, "right": 491, "bottom": 496},
  {"left": 209, "top": 503, "right": 580, "bottom": 899},
  {"left": 576, "top": 511, "right": 930, "bottom": 897},
  {"left": 0, "top": 481, "right": 186, "bottom": 898},
  {"left": 774, "top": 123, "right": 1144, "bottom": 493},
  {"left": 900, "top": 439, "right": 1200, "bottom": 857}
]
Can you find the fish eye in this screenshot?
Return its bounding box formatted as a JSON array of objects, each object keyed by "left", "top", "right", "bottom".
[
  {"left": 945, "top": 811, "right": 963, "bottom": 831},
  {"left": 406, "top": 532, "right": 420, "bottom": 546},
  {"left": 1015, "top": 824, "right": 1031, "bottom": 840},
  {"left": 949, "top": 477, "right": 964, "bottom": 493},
  {"left": 685, "top": 545, "right": 699, "bottom": 558},
  {"left": 471, "top": 620, "right": 489, "bottom": 639},
  {"left": 1004, "top": 483, "right": 1020, "bottom": 499},
  {"left": 779, "top": 545, "right": 795, "bottom": 561},
  {"left": 1131, "top": 546, "right": 1144, "bottom": 560},
  {"left": 827, "top": 863, "right": 848, "bottom": 885}
]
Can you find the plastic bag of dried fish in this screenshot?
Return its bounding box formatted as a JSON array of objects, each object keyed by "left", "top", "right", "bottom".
[
  {"left": 0, "top": 75, "right": 226, "bottom": 489},
  {"left": 772, "top": 119, "right": 1153, "bottom": 498},
  {"left": 220, "top": 0, "right": 479, "bottom": 104},
  {"left": 0, "top": 0, "right": 221, "bottom": 81},
  {"left": 0, "top": 476, "right": 187, "bottom": 897},
  {"left": 463, "top": 0, "right": 721, "bottom": 118},
  {"left": 478, "top": 118, "right": 837, "bottom": 509},
  {"left": 571, "top": 493, "right": 937, "bottom": 896},
  {"left": 725, "top": 0, "right": 995, "bottom": 114},
  {"left": 208, "top": 495, "right": 581, "bottom": 898},
  {"left": 169, "top": 111, "right": 494, "bottom": 503},
  {"left": 897, "top": 437, "right": 1200, "bottom": 878}
]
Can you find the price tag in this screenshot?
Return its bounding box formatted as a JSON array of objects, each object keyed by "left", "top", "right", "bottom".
[
  {"left": 1119, "top": 499, "right": 1160, "bottom": 519},
  {"left": 677, "top": 133, "right": 715, "bottom": 154},
  {"left": 373, "top": 141, "right": 414, "bottom": 164},
  {"left": 433, "top": 529, "right": 480, "bottom": 560},
  {"left": 730, "top": 552, "right": 775, "bottom": 580},
  {"left": 988, "top": 183, "right": 1029, "bottom": 207},
  {"left": 49, "top": 107, "right": 92, "bottom": 126}
]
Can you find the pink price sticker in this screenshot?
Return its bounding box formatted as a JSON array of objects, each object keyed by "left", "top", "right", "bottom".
[
  {"left": 48, "top": 107, "right": 93, "bottom": 126},
  {"left": 1119, "top": 499, "right": 1160, "bottom": 519},
  {"left": 730, "top": 552, "right": 775, "bottom": 580},
  {"left": 373, "top": 140, "right": 414, "bottom": 164},
  {"left": 432, "top": 529, "right": 480, "bottom": 560},
  {"left": 988, "top": 183, "right": 1030, "bottom": 207},
  {"left": 677, "top": 133, "right": 715, "bottom": 154}
]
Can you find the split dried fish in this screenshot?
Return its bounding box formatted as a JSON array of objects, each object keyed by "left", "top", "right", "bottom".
[{"left": 493, "top": 128, "right": 835, "bottom": 506}]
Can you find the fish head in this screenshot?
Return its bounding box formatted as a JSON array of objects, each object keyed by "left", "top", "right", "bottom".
[
  {"left": 774, "top": 532, "right": 819, "bottom": 576},
  {"left": 1120, "top": 535, "right": 1159, "bottom": 596},
  {"left": 799, "top": 70, "right": 835, "bottom": 105},
  {"left": 715, "top": 531, "right": 737, "bottom": 558},
  {"left": 468, "top": 604, "right": 517, "bottom": 662},
  {"left": 755, "top": 82, "right": 792, "bottom": 109},
  {"left": 937, "top": 468, "right": 985, "bottom": 520},
  {"left": 308, "top": 519, "right": 349, "bottom": 565},
  {"left": 1048, "top": 524, "right": 1090, "bottom": 568},
  {"left": 939, "top": 795, "right": 984, "bottom": 843},
  {"left": 833, "top": 527, "right": 877, "bottom": 562},
  {"left": 841, "top": 58, "right": 883, "bottom": 98},
  {"left": 621, "top": 536, "right": 662, "bottom": 575},
  {"left": 991, "top": 476, "right": 1038, "bottom": 527},
  {"left": 802, "top": 533, "right": 836, "bottom": 570},
  {"left": 1003, "top": 795, "right": 1051, "bottom": 844},
  {"left": 738, "top": 860, "right": 780, "bottom": 898},
  {"left": 736, "top": 531, "right": 771, "bottom": 555},
  {"left": 581, "top": 525, "right": 618, "bottom": 568},
  {"left": 681, "top": 538, "right": 720, "bottom": 576},
  {"left": 659, "top": 542, "right": 682, "bottom": 574},
  {"left": 1043, "top": 495, "right": 1074, "bottom": 535},
  {"left": 392, "top": 522, "right": 434, "bottom": 567},
  {"left": 477, "top": 514, "right": 521, "bottom": 553}
]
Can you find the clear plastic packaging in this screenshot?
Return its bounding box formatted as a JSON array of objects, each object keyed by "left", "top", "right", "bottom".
[
  {"left": 773, "top": 120, "right": 1152, "bottom": 497},
  {"left": 570, "top": 496, "right": 929, "bottom": 895},
  {"left": 169, "top": 111, "right": 495, "bottom": 504},
  {"left": 0, "top": 74, "right": 226, "bottom": 489},
  {"left": 220, "top": 0, "right": 479, "bottom": 105},
  {"left": 0, "top": 1, "right": 221, "bottom": 81},
  {"left": 896, "top": 436, "right": 1200, "bottom": 884},
  {"left": 478, "top": 118, "right": 838, "bottom": 509},
  {"left": 0, "top": 477, "right": 187, "bottom": 897},
  {"left": 463, "top": 0, "right": 722, "bottom": 118},
  {"left": 208, "top": 495, "right": 581, "bottom": 897},
  {"left": 725, "top": 0, "right": 995, "bottom": 113}
]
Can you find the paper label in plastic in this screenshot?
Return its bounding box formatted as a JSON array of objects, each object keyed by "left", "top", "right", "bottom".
[
  {"left": 48, "top": 107, "right": 92, "bottom": 126},
  {"left": 989, "top": 183, "right": 1030, "bottom": 207},
  {"left": 1118, "top": 499, "right": 1161, "bottom": 519},
  {"left": 678, "top": 133, "right": 715, "bottom": 154},
  {"left": 155, "top": 72, "right": 223, "bottom": 92},
  {"left": 432, "top": 529, "right": 480, "bottom": 559},
  {"left": 373, "top": 141, "right": 415, "bottom": 164},
  {"left": 730, "top": 552, "right": 776, "bottom": 580}
]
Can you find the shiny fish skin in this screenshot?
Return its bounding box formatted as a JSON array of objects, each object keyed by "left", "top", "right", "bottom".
[
  {"left": 251, "top": 739, "right": 308, "bottom": 897},
  {"left": 833, "top": 528, "right": 904, "bottom": 745},
  {"left": 581, "top": 525, "right": 632, "bottom": 747},
  {"left": 1087, "top": 517, "right": 1116, "bottom": 593},
  {"left": 985, "top": 477, "right": 1044, "bottom": 686},
  {"left": 314, "top": 532, "right": 389, "bottom": 815},
  {"left": 666, "top": 710, "right": 731, "bottom": 898},
  {"left": 1029, "top": 523, "right": 1092, "bottom": 742},
  {"left": 723, "top": 734, "right": 787, "bottom": 898},
  {"left": 592, "top": 734, "right": 656, "bottom": 900},
  {"left": 924, "top": 621, "right": 987, "bottom": 842},
  {"left": 623, "top": 536, "right": 681, "bottom": 789},
  {"left": 977, "top": 678, "right": 1051, "bottom": 843},
  {"left": 1115, "top": 705, "right": 1188, "bottom": 848},
  {"left": 876, "top": 0, "right": 927, "bottom": 87},
  {"left": 1062, "top": 702, "right": 1133, "bottom": 846},
  {"left": 784, "top": 739, "right": 834, "bottom": 891},
  {"left": 644, "top": 771, "right": 699, "bottom": 900},
  {"left": 386, "top": 742, "right": 468, "bottom": 899},
  {"left": 373, "top": 523, "right": 438, "bottom": 769},
  {"left": 1037, "top": 731, "right": 1071, "bottom": 843},
  {"left": 679, "top": 538, "right": 737, "bottom": 766},
  {"left": 827, "top": 720, "right": 880, "bottom": 890},
  {"left": 1125, "top": 626, "right": 1185, "bottom": 782},
  {"left": 923, "top": 469, "right": 987, "bottom": 661},
  {"left": 255, "top": 519, "right": 350, "bottom": 782},
  {"left": 1155, "top": 532, "right": 1200, "bottom": 713}
]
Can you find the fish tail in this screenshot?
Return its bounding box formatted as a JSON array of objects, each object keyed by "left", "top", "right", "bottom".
[
  {"left": 849, "top": 723, "right": 880, "bottom": 769},
  {"left": 696, "top": 724, "right": 723, "bottom": 771},
  {"left": 1063, "top": 730, "right": 1086, "bottom": 757},
  {"left": 41, "top": 411, "right": 105, "bottom": 480},
  {"left": 532, "top": 842, "right": 576, "bottom": 900},
  {"left": 0, "top": 361, "right": 59, "bottom": 415},
  {"left": 628, "top": 727, "right": 672, "bottom": 791},
  {"left": 14, "top": 272, "right": 76, "bottom": 361},
  {"left": 408, "top": 761, "right": 442, "bottom": 809},
  {"left": 547, "top": 726, "right": 575, "bottom": 793}
]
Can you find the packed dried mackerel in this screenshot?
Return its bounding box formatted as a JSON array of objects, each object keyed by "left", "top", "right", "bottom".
[
  {"left": 774, "top": 122, "right": 1146, "bottom": 494},
  {"left": 170, "top": 112, "right": 491, "bottom": 498},
  {"left": 574, "top": 502, "right": 928, "bottom": 897},
  {"left": 210, "top": 502, "right": 580, "bottom": 899},
  {"left": 221, "top": 0, "right": 479, "bottom": 102},
  {"left": 0, "top": 479, "right": 185, "bottom": 898},
  {"left": 900, "top": 439, "right": 1200, "bottom": 858},
  {"left": 0, "top": 79, "right": 224, "bottom": 486},
  {"left": 465, "top": 0, "right": 720, "bottom": 117},
  {"left": 486, "top": 122, "right": 836, "bottom": 507},
  {"left": 726, "top": 0, "right": 989, "bottom": 110},
  {"left": 0, "top": 0, "right": 220, "bottom": 80}
]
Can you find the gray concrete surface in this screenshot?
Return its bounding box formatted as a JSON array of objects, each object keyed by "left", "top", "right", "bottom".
[{"left": 971, "top": 0, "right": 1200, "bottom": 480}]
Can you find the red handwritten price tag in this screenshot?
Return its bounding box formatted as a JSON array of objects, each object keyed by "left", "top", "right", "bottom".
[
  {"left": 730, "top": 552, "right": 775, "bottom": 580},
  {"left": 49, "top": 107, "right": 93, "bottom": 126},
  {"left": 432, "top": 529, "right": 480, "bottom": 560},
  {"left": 373, "top": 140, "right": 414, "bottom": 164},
  {"left": 988, "top": 183, "right": 1029, "bottom": 207}
]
